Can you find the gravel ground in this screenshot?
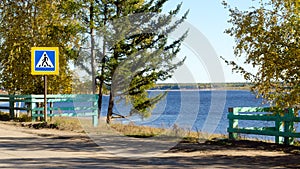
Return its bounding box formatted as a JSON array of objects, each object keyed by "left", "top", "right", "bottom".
[{"left": 0, "top": 122, "right": 299, "bottom": 169}]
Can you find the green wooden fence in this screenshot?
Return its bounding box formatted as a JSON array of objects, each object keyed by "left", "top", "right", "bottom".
[
  {"left": 0, "top": 94, "right": 99, "bottom": 127},
  {"left": 228, "top": 107, "right": 300, "bottom": 145}
]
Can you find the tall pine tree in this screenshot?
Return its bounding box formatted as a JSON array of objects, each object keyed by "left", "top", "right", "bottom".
[{"left": 92, "top": 0, "right": 188, "bottom": 124}]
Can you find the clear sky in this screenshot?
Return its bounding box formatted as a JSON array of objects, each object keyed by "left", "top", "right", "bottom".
[{"left": 162, "top": 0, "right": 259, "bottom": 83}]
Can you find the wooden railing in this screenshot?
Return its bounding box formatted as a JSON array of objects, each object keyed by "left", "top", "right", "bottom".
[
  {"left": 0, "top": 94, "right": 99, "bottom": 127},
  {"left": 0, "top": 95, "right": 29, "bottom": 118},
  {"left": 228, "top": 107, "right": 300, "bottom": 145}
]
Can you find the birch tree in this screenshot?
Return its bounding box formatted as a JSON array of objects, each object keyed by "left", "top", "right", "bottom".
[{"left": 222, "top": 0, "right": 300, "bottom": 108}]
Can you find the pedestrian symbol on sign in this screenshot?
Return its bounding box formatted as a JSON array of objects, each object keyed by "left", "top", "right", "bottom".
[{"left": 37, "top": 52, "right": 54, "bottom": 68}]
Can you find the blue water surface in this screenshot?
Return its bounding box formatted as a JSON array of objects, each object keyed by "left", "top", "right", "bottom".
[{"left": 1, "top": 90, "right": 299, "bottom": 142}]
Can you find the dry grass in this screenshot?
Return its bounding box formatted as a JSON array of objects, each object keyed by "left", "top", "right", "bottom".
[
  {"left": 0, "top": 111, "right": 10, "bottom": 121},
  {"left": 50, "top": 117, "right": 84, "bottom": 132},
  {"left": 110, "top": 122, "right": 226, "bottom": 142},
  {"left": 0, "top": 111, "right": 31, "bottom": 122},
  {"left": 0, "top": 112, "right": 227, "bottom": 143},
  {"left": 110, "top": 122, "right": 166, "bottom": 138}
]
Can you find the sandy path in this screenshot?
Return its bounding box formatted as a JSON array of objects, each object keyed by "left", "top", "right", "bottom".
[{"left": 0, "top": 122, "right": 299, "bottom": 169}]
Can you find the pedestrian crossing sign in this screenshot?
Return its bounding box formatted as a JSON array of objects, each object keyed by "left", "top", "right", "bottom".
[{"left": 31, "top": 47, "right": 59, "bottom": 75}]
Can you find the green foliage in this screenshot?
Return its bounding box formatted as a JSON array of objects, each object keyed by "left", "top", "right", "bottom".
[
  {"left": 0, "top": 0, "right": 83, "bottom": 94},
  {"left": 222, "top": 0, "right": 300, "bottom": 108},
  {"left": 92, "top": 0, "right": 188, "bottom": 122},
  {"left": 0, "top": 0, "right": 188, "bottom": 122}
]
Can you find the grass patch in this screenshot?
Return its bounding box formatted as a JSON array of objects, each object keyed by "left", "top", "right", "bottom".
[
  {"left": 19, "top": 117, "right": 84, "bottom": 131},
  {"left": 0, "top": 111, "right": 31, "bottom": 122},
  {"left": 110, "top": 122, "right": 225, "bottom": 143},
  {"left": 0, "top": 111, "right": 10, "bottom": 121},
  {"left": 50, "top": 117, "right": 84, "bottom": 131},
  {"left": 111, "top": 122, "right": 166, "bottom": 138},
  {"left": 15, "top": 114, "right": 32, "bottom": 122},
  {"left": 294, "top": 140, "right": 300, "bottom": 146}
]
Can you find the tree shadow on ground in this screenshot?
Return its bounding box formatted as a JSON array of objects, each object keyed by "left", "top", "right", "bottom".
[
  {"left": 0, "top": 135, "right": 102, "bottom": 153},
  {"left": 170, "top": 139, "right": 300, "bottom": 155},
  {"left": 0, "top": 128, "right": 299, "bottom": 168},
  {"left": 0, "top": 154, "right": 299, "bottom": 168}
]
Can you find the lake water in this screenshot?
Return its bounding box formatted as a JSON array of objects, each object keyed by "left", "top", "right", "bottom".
[
  {"left": 1, "top": 90, "right": 299, "bottom": 141},
  {"left": 107, "top": 90, "right": 266, "bottom": 133},
  {"left": 101, "top": 90, "right": 299, "bottom": 141}
]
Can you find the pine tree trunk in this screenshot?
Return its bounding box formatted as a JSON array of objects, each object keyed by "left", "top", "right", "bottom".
[
  {"left": 97, "top": 81, "right": 103, "bottom": 121},
  {"left": 98, "top": 3, "right": 108, "bottom": 121},
  {"left": 106, "top": 0, "right": 120, "bottom": 124},
  {"left": 106, "top": 92, "right": 114, "bottom": 124},
  {"left": 90, "top": 2, "right": 96, "bottom": 94}
]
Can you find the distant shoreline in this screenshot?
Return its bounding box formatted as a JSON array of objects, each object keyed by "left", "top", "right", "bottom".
[
  {"left": 152, "top": 82, "right": 252, "bottom": 91},
  {"left": 148, "top": 87, "right": 251, "bottom": 92},
  {"left": 0, "top": 83, "right": 252, "bottom": 94}
]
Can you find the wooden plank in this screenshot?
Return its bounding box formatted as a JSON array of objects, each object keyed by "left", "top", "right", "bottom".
[
  {"left": 0, "top": 106, "right": 28, "bottom": 110},
  {"left": 14, "top": 107, "right": 28, "bottom": 111},
  {"left": 228, "top": 114, "right": 300, "bottom": 122},
  {"left": 32, "top": 107, "right": 97, "bottom": 111},
  {"left": 233, "top": 107, "right": 272, "bottom": 113},
  {"left": 7, "top": 94, "right": 98, "bottom": 102},
  {"left": 32, "top": 112, "right": 97, "bottom": 117},
  {"left": 228, "top": 128, "right": 300, "bottom": 138},
  {"left": 240, "top": 127, "right": 276, "bottom": 131},
  {"left": 47, "top": 99, "right": 74, "bottom": 102},
  {"left": 17, "top": 94, "right": 84, "bottom": 98},
  {"left": 228, "top": 114, "right": 277, "bottom": 121},
  {"left": 47, "top": 98, "right": 97, "bottom": 102},
  {"left": 0, "top": 106, "right": 10, "bottom": 109},
  {"left": 228, "top": 128, "right": 280, "bottom": 137}
]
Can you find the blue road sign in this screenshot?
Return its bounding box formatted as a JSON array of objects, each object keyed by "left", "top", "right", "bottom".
[{"left": 31, "top": 47, "right": 59, "bottom": 75}]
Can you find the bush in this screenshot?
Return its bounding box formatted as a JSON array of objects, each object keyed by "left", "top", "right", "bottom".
[
  {"left": 0, "top": 112, "right": 10, "bottom": 121},
  {"left": 15, "top": 114, "right": 31, "bottom": 122},
  {"left": 0, "top": 112, "right": 32, "bottom": 122}
]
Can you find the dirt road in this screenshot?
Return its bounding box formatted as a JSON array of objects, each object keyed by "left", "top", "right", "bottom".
[{"left": 0, "top": 122, "right": 299, "bottom": 169}]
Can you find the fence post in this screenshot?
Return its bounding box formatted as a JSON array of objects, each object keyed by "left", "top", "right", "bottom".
[
  {"left": 9, "top": 95, "right": 14, "bottom": 119},
  {"left": 30, "top": 95, "right": 38, "bottom": 122},
  {"left": 49, "top": 101, "right": 53, "bottom": 121},
  {"left": 284, "top": 108, "right": 294, "bottom": 145},
  {"left": 92, "top": 94, "right": 98, "bottom": 127},
  {"left": 228, "top": 108, "right": 238, "bottom": 140},
  {"left": 27, "top": 95, "right": 32, "bottom": 120},
  {"left": 275, "top": 112, "right": 284, "bottom": 144}
]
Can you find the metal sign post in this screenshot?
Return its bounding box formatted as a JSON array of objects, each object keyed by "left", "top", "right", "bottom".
[
  {"left": 44, "top": 75, "right": 47, "bottom": 121},
  {"left": 31, "top": 47, "right": 59, "bottom": 122}
]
